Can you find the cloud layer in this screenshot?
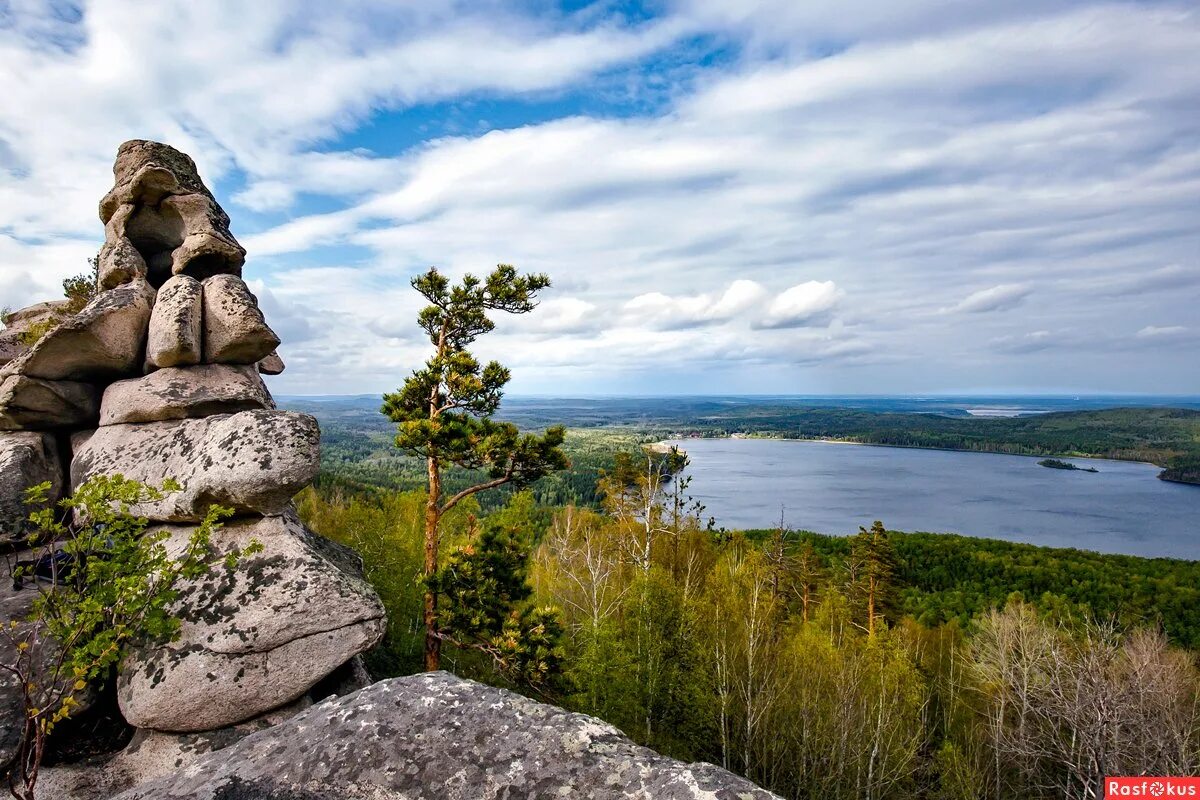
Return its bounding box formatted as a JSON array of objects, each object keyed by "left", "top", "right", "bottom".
[{"left": 1, "top": 1, "right": 1197, "bottom": 394}]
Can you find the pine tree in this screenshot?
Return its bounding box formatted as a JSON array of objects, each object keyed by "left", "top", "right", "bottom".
[
  {"left": 428, "top": 498, "right": 564, "bottom": 693},
  {"left": 848, "top": 520, "right": 899, "bottom": 637},
  {"left": 383, "top": 265, "right": 568, "bottom": 671}
]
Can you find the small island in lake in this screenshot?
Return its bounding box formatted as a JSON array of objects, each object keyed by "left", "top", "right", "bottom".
[{"left": 1039, "top": 458, "right": 1098, "bottom": 473}]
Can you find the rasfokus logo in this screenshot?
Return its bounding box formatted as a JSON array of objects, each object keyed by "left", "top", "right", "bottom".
[{"left": 1107, "top": 778, "right": 1200, "bottom": 798}]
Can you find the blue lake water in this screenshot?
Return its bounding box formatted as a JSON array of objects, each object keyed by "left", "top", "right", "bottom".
[{"left": 667, "top": 438, "right": 1200, "bottom": 560}]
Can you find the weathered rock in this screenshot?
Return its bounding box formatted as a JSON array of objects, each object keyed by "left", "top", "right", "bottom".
[
  {"left": 37, "top": 696, "right": 319, "bottom": 800},
  {"left": 0, "top": 431, "right": 62, "bottom": 547},
  {"left": 3, "top": 300, "right": 70, "bottom": 329},
  {"left": 0, "top": 331, "right": 28, "bottom": 369},
  {"left": 96, "top": 235, "right": 148, "bottom": 290},
  {"left": 144, "top": 275, "right": 202, "bottom": 370},
  {"left": 118, "top": 511, "right": 385, "bottom": 732},
  {"left": 201, "top": 275, "right": 280, "bottom": 365},
  {"left": 113, "top": 672, "right": 781, "bottom": 800},
  {"left": 100, "top": 364, "right": 273, "bottom": 426},
  {"left": 15, "top": 280, "right": 155, "bottom": 382},
  {"left": 256, "top": 350, "right": 285, "bottom": 375},
  {"left": 99, "top": 140, "right": 245, "bottom": 289},
  {"left": 0, "top": 300, "right": 71, "bottom": 367},
  {"left": 0, "top": 372, "right": 99, "bottom": 431},
  {"left": 71, "top": 410, "right": 319, "bottom": 520}
]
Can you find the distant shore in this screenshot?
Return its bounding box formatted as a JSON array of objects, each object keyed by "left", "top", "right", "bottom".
[{"left": 661, "top": 433, "right": 1166, "bottom": 471}]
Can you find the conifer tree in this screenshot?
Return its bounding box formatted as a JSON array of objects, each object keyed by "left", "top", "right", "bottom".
[
  {"left": 428, "top": 497, "right": 565, "bottom": 693},
  {"left": 848, "top": 519, "right": 899, "bottom": 637},
  {"left": 383, "top": 265, "right": 568, "bottom": 671}
]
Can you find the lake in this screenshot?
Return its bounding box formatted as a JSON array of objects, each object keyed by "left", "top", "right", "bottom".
[{"left": 667, "top": 438, "right": 1200, "bottom": 560}]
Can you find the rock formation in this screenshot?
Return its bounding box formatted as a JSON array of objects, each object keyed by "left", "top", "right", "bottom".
[
  {"left": 1, "top": 140, "right": 382, "bottom": 766},
  {"left": 3, "top": 141, "right": 775, "bottom": 799},
  {"left": 108, "top": 672, "right": 780, "bottom": 800},
  {"left": 97, "top": 140, "right": 245, "bottom": 289}
]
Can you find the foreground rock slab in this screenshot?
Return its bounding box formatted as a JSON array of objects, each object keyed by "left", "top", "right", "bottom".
[
  {"left": 113, "top": 672, "right": 780, "bottom": 800},
  {"left": 0, "top": 431, "right": 62, "bottom": 548},
  {"left": 118, "top": 512, "right": 385, "bottom": 732},
  {"left": 71, "top": 409, "right": 319, "bottom": 520},
  {"left": 100, "top": 364, "right": 273, "bottom": 426}
]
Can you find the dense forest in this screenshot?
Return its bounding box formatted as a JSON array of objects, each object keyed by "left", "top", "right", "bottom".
[{"left": 297, "top": 469, "right": 1200, "bottom": 800}]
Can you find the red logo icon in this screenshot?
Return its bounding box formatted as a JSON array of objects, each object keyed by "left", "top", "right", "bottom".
[{"left": 1107, "top": 778, "right": 1200, "bottom": 798}]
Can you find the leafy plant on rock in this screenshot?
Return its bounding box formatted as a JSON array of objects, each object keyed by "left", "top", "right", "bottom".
[{"left": 1, "top": 475, "right": 258, "bottom": 800}]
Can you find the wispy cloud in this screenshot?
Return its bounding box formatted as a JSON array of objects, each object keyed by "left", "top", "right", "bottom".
[
  {"left": 0, "top": 0, "right": 1197, "bottom": 394},
  {"left": 945, "top": 284, "right": 1033, "bottom": 314}
]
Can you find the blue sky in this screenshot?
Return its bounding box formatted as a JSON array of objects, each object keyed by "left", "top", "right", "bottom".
[{"left": 0, "top": 0, "right": 1197, "bottom": 395}]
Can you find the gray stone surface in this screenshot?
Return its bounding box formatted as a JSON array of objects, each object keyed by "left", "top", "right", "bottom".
[
  {"left": 100, "top": 364, "right": 273, "bottom": 426},
  {"left": 145, "top": 274, "right": 203, "bottom": 370},
  {"left": 113, "top": 672, "right": 780, "bottom": 800},
  {"left": 0, "top": 300, "right": 72, "bottom": 368},
  {"left": 0, "top": 330, "right": 28, "bottom": 368},
  {"left": 0, "top": 372, "right": 99, "bottom": 431},
  {"left": 0, "top": 431, "right": 62, "bottom": 547},
  {"left": 118, "top": 511, "right": 385, "bottom": 732},
  {"left": 201, "top": 275, "right": 280, "bottom": 365},
  {"left": 71, "top": 410, "right": 319, "bottom": 521},
  {"left": 99, "top": 140, "right": 245, "bottom": 288},
  {"left": 257, "top": 350, "right": 285, "bottom": 375},
  {"left": 14, "top": 279, "right": 155, "bottom": 381},
  {"left": 3, "top": 300, "right": 71, "bottom": 329},
  {"left": 96, "top": 234, "right": 148, "bottom": 290}
]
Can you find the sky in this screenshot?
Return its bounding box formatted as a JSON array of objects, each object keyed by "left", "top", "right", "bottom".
[{"left": 0, "top": 0, "right": 1197, "bottom": 396}]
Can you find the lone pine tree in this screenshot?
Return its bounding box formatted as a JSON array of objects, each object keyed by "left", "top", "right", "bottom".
[{"left": 383, "top": 265, "right": 568, "bottom": 671}]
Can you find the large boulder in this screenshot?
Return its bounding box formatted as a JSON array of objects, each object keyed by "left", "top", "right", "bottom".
[
  {"left": 201, "top": 275, "right": 280, "bottom": 365},
  {"left": 99, "top": 140, "right": 245, "bottom": 289},
  {"left": 70, "top": 410, "right": 318, "bottom": 521},
  {"left": 0, "top": 372, "right": 99, "bottom": 431},
  {"left": 0, "top": 431, "right": 62, "bottom": 548},
  {"left": 99, "top": 364, "right": 273, "bottom": 426},
  {"left": 15, "top": 280, "right": 155, "bottom": 382},
  {"left": 118, "top": 511, "right": 385, "bottom": 732},
  {"left": 112, "top": 672, "right": 781, "bottom": 800},
  {"left": 144, "top": 275, "right": 202, "bottom": 370}
]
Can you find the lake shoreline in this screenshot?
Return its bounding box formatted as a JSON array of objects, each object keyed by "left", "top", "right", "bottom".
[
  {"left": 661, "top": 433, "right": 1165, "bottom": 471},
  {"left": 662, "top": 436, "right": 1196, "bottom": 559}
]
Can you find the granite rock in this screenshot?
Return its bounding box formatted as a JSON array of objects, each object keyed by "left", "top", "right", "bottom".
[
  {"left": 112, "top": 672, "right": 781, "bottom": 800},
  {"left": 145, "top": 274, "right": 203, "bottom": 370},
  {"left": 201, "top": 275, "right": 280, "bottom": 365},
  {"left": 118, "top": 511, "right": 385, "bottom": 731},
  {"left": 99, "top": 140, "right": 245, "bottom": 288},
  {"left": 71, "top": 410, "right": 318, "bottom": 521},
  {"left": 99, "top": 364, "right": 273, "bottom": 426}
]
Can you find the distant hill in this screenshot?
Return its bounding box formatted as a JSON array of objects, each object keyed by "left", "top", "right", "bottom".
[{"left": 278, "top": 396, "right": 1200, "bottom": 486}]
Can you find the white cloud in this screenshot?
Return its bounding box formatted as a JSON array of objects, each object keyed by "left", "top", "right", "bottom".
[
  {"left": 758, "top": 281, "right": 843, "bottom": 328},
  {"left": 623, "top": 280, "right": 768, "bottom": 329},
  {"left": 0, "top": 0, "right": 1197, "bottom": 393},
  {"left": 946, "top": 284, "right": 1033, "bottom": 314},
  {"left": 1137, "top": 325, "right": 1187, "bottom": 338}
]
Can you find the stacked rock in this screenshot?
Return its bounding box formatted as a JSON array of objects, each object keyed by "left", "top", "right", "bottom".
[{"left": 0, "top": 141, "right": 384, "bottom": 739}]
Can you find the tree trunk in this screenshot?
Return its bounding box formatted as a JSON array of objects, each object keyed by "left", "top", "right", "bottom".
[{"left": 424, "top": 453, "right": 441, "bottom": 671}]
